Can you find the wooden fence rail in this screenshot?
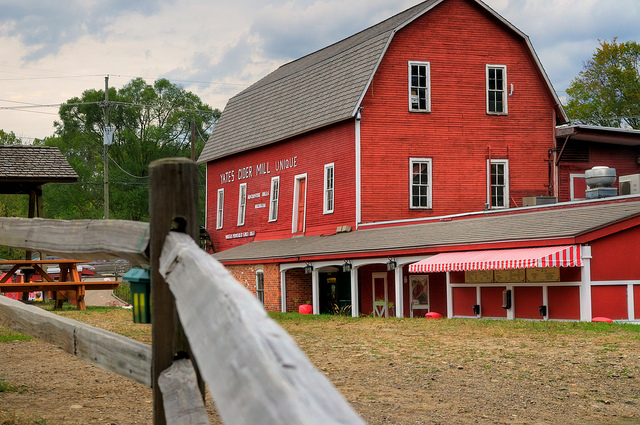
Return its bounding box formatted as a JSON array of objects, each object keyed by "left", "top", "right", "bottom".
[
  {"left": 0, "top": 295, "right": 152, "bottom": 387},
  {"left": 0, "top": 158, "right": 367, "bottom": 425},
  {"left": 0, "top": 217, "right": 149, "bottom": 264}
]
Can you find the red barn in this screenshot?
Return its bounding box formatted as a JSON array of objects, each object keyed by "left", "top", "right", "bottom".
[
  {"left": 199, "top": 0, "right": 567, "bottom": 253},
  {"left": 198, "top": 0, "right": 640, "bottom": 321}
]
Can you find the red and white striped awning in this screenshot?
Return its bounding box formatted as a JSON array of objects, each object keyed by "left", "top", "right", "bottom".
[{"left": 408, "top": 245, "right": 582, "bottom": 273}]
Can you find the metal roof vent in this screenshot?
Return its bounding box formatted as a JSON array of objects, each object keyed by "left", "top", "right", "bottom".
[{"left": 585, "top": 166, "right": 617, "bottom": 198}]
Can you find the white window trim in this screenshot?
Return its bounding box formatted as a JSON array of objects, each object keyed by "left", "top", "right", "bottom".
[
  {"left": 409, "top": 158, "right": 433, "bottom": 209},
  {"left": 487, "top": 159, "right": 509, "bottom": 209},
  {"left": 216, "top": 188, "right": 224, "bottom": 230},
  {"left": 237, "top": 183, "right": 247, "bottom": 226},
  {"left": 486, "top": 64, "right": 508, "bottom": 115},
  {"left": 323, "top": 163, "right": 335, "bottom": 215},
  {"left": 256, "top": 269, "right": 264, "bottom": 305},
  {"left": 292, "top": 173, "right": 308, "bottom": 234},
  {"left": 268, "top": 176, "right": 280, "bottom": 222},
  {"left": 408, "top": 61, "right": 431, "bottom": 112},
  {"left": 570, "top": 173, "right": 586, "bottom": 200}
]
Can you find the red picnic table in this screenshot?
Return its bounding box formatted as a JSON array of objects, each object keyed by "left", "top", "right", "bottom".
[{"left": 0, "top": 259, "right": 120, "bottom": 310}]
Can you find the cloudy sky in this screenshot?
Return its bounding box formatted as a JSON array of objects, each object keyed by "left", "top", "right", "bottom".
[{"left": 1, "top": 0, "right": 639, "bottom": 141}]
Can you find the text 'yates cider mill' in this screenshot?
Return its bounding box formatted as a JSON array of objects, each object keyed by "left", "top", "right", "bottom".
[{"left": 220, "top": 156, "right": 298, "bottom": 184}]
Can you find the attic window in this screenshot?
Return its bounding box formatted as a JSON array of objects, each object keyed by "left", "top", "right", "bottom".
[{"left": 409, "top": 61, "right": 431, "bottom": 112}]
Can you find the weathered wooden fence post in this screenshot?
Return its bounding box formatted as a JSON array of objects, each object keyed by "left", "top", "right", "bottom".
[{"left": 150, "top": 158, "right": 204, "bottom": 425}]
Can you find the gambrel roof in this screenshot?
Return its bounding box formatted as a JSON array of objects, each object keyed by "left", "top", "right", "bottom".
[{"left": 198, "top": 0, "right": 567, "bottom": 164}]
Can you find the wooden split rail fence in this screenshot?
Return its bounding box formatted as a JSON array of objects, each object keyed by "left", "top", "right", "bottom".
[{"left": 0, "top": 158, "right": 366, "bottom": 425}]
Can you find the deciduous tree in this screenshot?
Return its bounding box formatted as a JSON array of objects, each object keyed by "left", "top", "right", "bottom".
[
  {"left": 564, "top": 38, "right": 640, "bottom": 129},
  {"left": 44, "top": 78, "right": 219, "bottom": 221}
]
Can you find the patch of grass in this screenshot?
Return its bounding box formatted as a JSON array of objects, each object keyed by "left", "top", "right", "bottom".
[
  {"left": 0, "top": 378, "right": 19, "bottom": 393},
  {"left": 0, "top": 328, "right": 31, "bottom": 343},
  {"left": 113, "top": 281, "right": 131, "bottom": 304}
]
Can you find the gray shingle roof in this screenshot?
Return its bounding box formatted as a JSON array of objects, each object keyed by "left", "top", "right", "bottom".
[
  {"left": 198, "top": 0, "right": 566, "bottom": 164},
  {"left": 198, "top": 0, "right": 441, "bottom": 163},
  {"left": 0, "top": 145, "right": 79, "bottom": 183},
  {"left": 213, "top": 199, "right": 640, "bottom": 262}
]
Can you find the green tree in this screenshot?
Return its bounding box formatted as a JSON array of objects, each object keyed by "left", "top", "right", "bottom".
[
  {"left": 0, "top": 129, "right": 21, "bottom": 145},
  {"left": 44, "top": 78, "right": 219, "bottom": 221},
  {"left": 564, "top": 38, "right": 640, "bottom": 129}
]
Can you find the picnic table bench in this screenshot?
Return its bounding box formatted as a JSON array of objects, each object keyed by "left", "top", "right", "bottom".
[{"left": 0, "top": 259, "right": 120, "bottom": 310}]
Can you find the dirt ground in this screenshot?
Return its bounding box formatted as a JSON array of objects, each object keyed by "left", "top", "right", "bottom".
[{"left": 1, "top": 303, "right": 639, "bottom": 425}]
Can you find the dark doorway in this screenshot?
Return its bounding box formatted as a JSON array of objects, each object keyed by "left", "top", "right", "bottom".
[{"left": 319, "top": 270, "right": 351, "bottom": 314}]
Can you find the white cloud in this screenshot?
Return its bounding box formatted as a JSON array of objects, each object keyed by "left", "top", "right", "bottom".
[{"left": 0, "top": 0, "right": 639, "bottom": 139}]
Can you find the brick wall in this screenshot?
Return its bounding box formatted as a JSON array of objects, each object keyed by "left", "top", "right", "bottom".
[
  {"left": 225, "top": 263, "right": 281, "bottom": 312},
  {"left": 284, "top": 268, "right": 312, "bottom": 312}
]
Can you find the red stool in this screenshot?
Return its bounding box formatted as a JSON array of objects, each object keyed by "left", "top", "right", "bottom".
[{"left": 298, "top": 304, "right": 313, "bottom": 315}]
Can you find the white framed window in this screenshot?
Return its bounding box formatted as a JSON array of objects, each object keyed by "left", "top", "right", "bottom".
[
  {"left": 268, "top": 176, "right": 280, "bottom": 222},
  {"left": 323, "top": 163, "right": 334, "bottom": 214},
  {"left": 216, "top": 188, "right": 224, "bottom": 230},
  {"left": 487, "top": 159, "right": 509, "bottom": 208},
  {"left": 237, "top": 183, "right": 247, "bottom": 226},
  {"left": 410, "top": 158, "right": 432, "bottom": 209},
  {"left": 256, "top": 269, "right": 264, "bottom": 305},
  {"left": 409, "top": 61, "right": 431, "bottom": 112},
  {"left": 486, "top": 65, "right": 507, "bottom": 114}
]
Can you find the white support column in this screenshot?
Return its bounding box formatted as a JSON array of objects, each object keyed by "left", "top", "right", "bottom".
[
  {"left": 580, "top": 245, "right": 592, "bottom": 322},
  {"left": 542, "top": 286, "right": 549, "bottom": 320},
  {"left": 628, "top": 283, "right": 635, "bottom": 321},
  {"left": 394, "top": 267, "right": 404, "bottom": 318},
  {"left": 280, "top": 270, "right": 287, "bottom": 313},
  {"left": 350, "top": 268, "right": 359, "bottom": 317},
  {"left": 446, "top": 272, "right": 453, "bottom": 318},
  {"left": 506, "top": 285, "right": 514, "bottom": 320},
  {"left": 312, "top": 268, "right": 320, "bottom": 315}
]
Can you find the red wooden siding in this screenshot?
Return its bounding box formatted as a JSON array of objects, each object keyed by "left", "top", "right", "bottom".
[
  {"left": 480, "top": 286, "right": 507, "bottom": 318},
  {"left": 547, "top": 286, "right": 580, "bottom": 320},
  {"left": 514, "top": 286, "right": 543, "bottom": 319},
  {"left": 558, "top": 143, "right": 640, "bottom": 202},
  {"left": 452, "top": 286, "right": 476, "bottom": 316},
  {"left": 589, "top": 226, "right": 640, "bottom": 282},
  {"left": 358, "top": 0, "right": 556, "bottom": 223},
  {"left": 591, "top": 285, "right": 628, "bottom": 320},
  {"left": 206, "top": 121, "right": 356, "bottom": 252}
]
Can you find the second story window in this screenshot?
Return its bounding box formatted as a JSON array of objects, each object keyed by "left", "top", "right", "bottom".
[
  {"left": 324, "top": 163, "right": 334, "bottom": 214},
  {"left": 487, "top": 65, "right": 507, "bottom": 114},
  {"left": 410, "top": 158, "right": 432, "bottom": 209},
  {"left": 409, "top": 61, "right": 431, "bottom": 112},
  {"left": 269, "top": 176, "right": 279, "bottom": 222},
  {"left": 216, "top": 188, "right": 224, "bottom": 229},
  {"left": 237, "top": 183, "right": 247, "bottom": 226}
]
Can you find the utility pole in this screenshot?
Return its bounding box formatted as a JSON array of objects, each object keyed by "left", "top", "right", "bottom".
[
  {"left": 190, "top": 120, "right": 196, "bottom": 162},
  {"left": 103, "top": 76, "right": 110, "bottom": 219}
]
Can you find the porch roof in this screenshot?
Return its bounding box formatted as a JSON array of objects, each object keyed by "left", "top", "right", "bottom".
[{"left": 408, "top": 245, "right": 581, "bottom": 273}]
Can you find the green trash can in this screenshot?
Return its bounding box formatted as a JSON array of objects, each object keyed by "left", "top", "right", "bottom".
[{"left": 123, "top": 268, "right": 151, "bottom": 324}]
